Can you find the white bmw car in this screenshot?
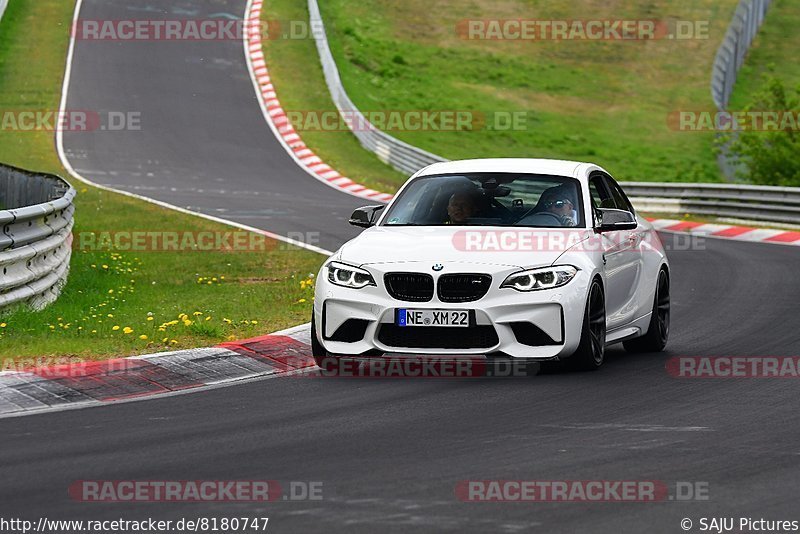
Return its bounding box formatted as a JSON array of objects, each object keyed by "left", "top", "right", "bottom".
[{"left": 312, "top": 158, "right": 670, "bottom": 371}]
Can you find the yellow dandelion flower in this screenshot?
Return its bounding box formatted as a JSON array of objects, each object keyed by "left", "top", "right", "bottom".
[
  {"left": 139, "top": 335, "right": 148, "bottom": 340},
  {"left": 123, "top": 327, "right": 134, "bottom": 334},
  {"left": 112, "top": 325, "right": 120, "bottom": 331},
  {"left": 147, "top": 316, "right": 154, "bottom": 321}
]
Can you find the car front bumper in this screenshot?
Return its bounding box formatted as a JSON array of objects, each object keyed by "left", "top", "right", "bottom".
[{"left": 313, "top": 264, "right": 592, "bottom": 360}]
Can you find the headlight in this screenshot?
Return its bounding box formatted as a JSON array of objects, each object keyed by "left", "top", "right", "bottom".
[
  {"left": 326, "top": 261, "right": 376, "bottom": 289},
  {"left": 501, "top": 265, "right": 578, "bottom": 291}
]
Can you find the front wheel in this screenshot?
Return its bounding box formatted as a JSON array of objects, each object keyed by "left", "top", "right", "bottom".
[
  {"left": 567, "top": 279, "right": 606, "bottom": 371},
  {"left": 624, "top": 268, "right": 670, "bottom": 353}
]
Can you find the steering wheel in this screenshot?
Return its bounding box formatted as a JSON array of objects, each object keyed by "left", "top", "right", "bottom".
[{"left": 514, "top": 211, "right": 564, "bottom": 226}]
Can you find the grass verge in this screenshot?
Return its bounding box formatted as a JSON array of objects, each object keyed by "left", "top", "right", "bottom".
[
  {"left": 0, "top": 0, "right": 324, "bottom": 363},
  {"left": 728, "top": 0, "right": 800, "bottom": 109},
  {"left": 260, "top": 0, "right": 407, "bottom": 193},
  {"left": 263, "top": 0, "right": 740, "bottom": 185}
]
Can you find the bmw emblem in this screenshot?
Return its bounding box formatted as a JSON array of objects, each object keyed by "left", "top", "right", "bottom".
[{"left": 432, "top": 263, "right": 444, "bottom": 271}]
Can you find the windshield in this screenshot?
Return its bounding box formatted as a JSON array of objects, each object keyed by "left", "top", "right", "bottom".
[{"left": 381, "top": 173, "right": 585, "bottom": 228}]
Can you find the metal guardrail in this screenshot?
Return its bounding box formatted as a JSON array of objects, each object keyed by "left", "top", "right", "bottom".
[
  {"left": 308, "top": 0, "right": 445, "bottom": 176},
  {"left": 711, "top": 0, "right": 773, "bottom": 180},
  {"left": 711, "top": 0, "right": 773, "bottom": 110},
  {"left": 0, "top": 163, "right": 75, "bottom": 312},
  {"left": 308, "top": 0, "right": 800, "bottom": 226},
  {"left": 621, "top": 182, "right": 800, "bottom": 226}
]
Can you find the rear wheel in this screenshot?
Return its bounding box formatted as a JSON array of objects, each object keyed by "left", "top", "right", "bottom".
[
  {"left": 567, "top": 279, "right": 606, "bottom": 371},
  {"left": 624, "top": 269, "right": 670, "bottom": 353}
]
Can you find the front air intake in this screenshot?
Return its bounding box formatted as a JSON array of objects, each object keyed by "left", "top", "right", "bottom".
[
  {"left": 437, "top": 273, "right": 492, "bottom": 302},
  {"left": 384, "top": 273, "right": 434, "bottom": 302}
]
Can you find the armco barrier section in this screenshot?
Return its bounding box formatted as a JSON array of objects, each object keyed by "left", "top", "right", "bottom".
[
  {"left": 621, "top": 182, "right": 800, "bottom": 226},
  {"left": 0, "top": 164, "right": 75, "bottom": 311},
  {"left": 711, "top": 0, "right": 772, "bottom": 110}
]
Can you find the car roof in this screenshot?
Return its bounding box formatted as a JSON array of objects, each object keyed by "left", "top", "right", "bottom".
[{"left": 416, "top": 158, "right": 605, "bottom": 180}]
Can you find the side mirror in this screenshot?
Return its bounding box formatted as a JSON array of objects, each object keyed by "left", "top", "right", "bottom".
[
  {"left": 349, "top": 205, "right": 385, "bottom": 228},
  {"left": 596, "top": 208, "right": 637, "bottom": 232}
]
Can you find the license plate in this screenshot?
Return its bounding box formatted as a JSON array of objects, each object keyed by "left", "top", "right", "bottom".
[{"left": 397, "top": 309, "right": 469, "bottom": 327}]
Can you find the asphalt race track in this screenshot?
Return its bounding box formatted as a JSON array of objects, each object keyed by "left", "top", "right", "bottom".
[
  {"left": 60, "top": 0, "right": 365, "bottom": 252},
  {"left": 3, "top": 0, "right": 799, "bottom": 532}
]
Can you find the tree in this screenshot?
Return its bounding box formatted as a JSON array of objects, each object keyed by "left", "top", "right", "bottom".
[{"left": 722, "top": 77, "right": 800, "bottom": 186}]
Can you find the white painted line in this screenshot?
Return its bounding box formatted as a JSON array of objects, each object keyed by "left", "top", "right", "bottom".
[
  {"left": 729, "top": 228, "right": 785, "bottom": 241},
  {"left": 648, "top": 219, "right": 682, "bottom": 230},
  {"left": 0, "top": 364, "right": 313, "bottom": 421},
  {"left": 685, "top": 223, "right": 734, "bottom": 235}
]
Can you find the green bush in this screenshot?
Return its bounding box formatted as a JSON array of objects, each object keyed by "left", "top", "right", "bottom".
[{"left": 724, "top": 77, "right": 800, "bottom": 186}]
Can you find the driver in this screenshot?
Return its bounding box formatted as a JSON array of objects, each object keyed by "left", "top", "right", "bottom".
[
  {"left": 516, "top": 184, "right": 579, "bottom": 227},
  {"left": 446, "top": 189, "right": 483, "bottom": 224},
  {"left": 541, "top": 194, "right": 577, "bottom": 227}
]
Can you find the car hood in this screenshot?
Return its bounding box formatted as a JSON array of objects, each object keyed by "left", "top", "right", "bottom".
[{"left": 337, "top": 226, "right": 594, "bottom": 269}]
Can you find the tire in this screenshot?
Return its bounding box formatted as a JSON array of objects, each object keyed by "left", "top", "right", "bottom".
[
  {"left": 624, "top": 268, "right": 670, "bottom": 353},
  {"left": 567, "top": 279, "right": 606, "bottom": 371},
  {"left": 310, "top": 316, "right": 340, "bottom": 373}
]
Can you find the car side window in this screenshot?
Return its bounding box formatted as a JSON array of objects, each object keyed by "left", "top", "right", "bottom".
[
  {"left": 588, "top": 176, "right": 605, "bottom": 209},
  {"left": 605, "top": 178, "right": 635, "bottom": 213},
  {"left": 588, "top": 175, "right": 613, "bottom": 226},
  {"left": 589, "top": 174, "right": 615, "bottom": 208}
]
